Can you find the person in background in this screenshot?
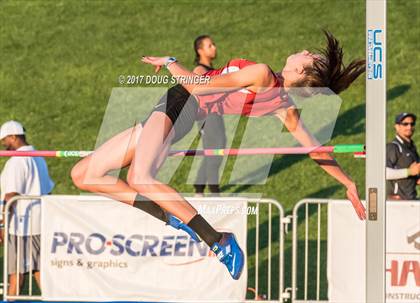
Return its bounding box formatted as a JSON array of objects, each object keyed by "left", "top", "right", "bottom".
[
  {"left": 192, "top": 35, "right": 227, "bottom": 196},
  {"left": 0, "top": 120, "right": 55, "bottom": 295},
  {"left": 386, "top": 113, "right": 420, "bottom": 200}
]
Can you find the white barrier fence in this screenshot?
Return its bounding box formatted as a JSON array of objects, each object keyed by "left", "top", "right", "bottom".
[
  {"left": 292, "top": 199, "right": 330, "bottom": 303},
  {"left": 2, "top": 196, "right": 42, "bottom": 301},
  {"left": 2, "top": 195, "right": 287, "bottom": 302},
  {"left": 291, "top": 199, "right": 420, "bottom": 303},
  {"left": 3, "top": 197, "right": 419, "bottom": 302}
]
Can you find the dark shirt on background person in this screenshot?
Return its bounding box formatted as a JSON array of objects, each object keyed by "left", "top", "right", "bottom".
[
  {"left": 192, "top": 35, "right": 226, "bottom": 196},
  {"left": 386, "top": 113, "right": 420, "bottom": 200}
]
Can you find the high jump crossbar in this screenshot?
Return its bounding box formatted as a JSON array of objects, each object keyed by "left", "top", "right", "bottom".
[{"left": 0, "top": 144, "right": 365, "bottom": 158}]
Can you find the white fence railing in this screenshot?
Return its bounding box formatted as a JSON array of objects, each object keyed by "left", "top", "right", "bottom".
[
  {"left": 292, "top": 199, "right": 330, "bottom": 303},
  {"left": 6, "top": 196, "right": 417, "bottom": 302},
  {"left": 291, "top": 198, "right": 420, "bottom": 303},
  {"left": 2, "top": 195, "right": 288, "bottom": 302},
  {"left": 3, "top": 195, "right": 42, "bottom": 301}
]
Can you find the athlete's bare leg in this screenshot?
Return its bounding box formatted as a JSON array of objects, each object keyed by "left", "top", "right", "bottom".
[
  {"left": 72, "top": 110, "right": 243, "bottom": 279},
  {"left": 127, "top": 112, "right": 244, "bottom": 280},
  {"left": 71, "top": 118, "right": 199, "bottom": 239},
  {"left": 127, "top": 112, "right": 198, "bottom": 223},
  {"left": 71, "top": 124, "right": 143, "bottom": 204}
]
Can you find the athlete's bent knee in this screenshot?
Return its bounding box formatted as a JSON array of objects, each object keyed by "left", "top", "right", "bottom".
[{"left": 71, "top": 161, "right": 87, "bottom": 190}]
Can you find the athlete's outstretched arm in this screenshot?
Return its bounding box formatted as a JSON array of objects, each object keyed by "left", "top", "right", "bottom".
[
  {"left": 141, "top": 56, "right": 271, "bottom": 95},
  {"left": 273, "top": 107, "right": 366, "bottom": 220}
]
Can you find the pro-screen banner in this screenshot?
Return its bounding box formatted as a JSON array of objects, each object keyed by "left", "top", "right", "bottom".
[
  {"left": 41, "top": 195, "right": 247, "bottom": 301},
  {"left": 328, "top": 201, "right": 420, "bottom": 302}
]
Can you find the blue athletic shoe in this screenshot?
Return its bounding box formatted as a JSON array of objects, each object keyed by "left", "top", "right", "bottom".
[
  {"left": 166, "top": 213, "right": 201, "bottom": 242},
  {"left": 211, "top": 232, "right": 245, "bottom": 280}
]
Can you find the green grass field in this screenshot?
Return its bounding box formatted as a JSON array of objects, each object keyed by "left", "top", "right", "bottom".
[{"left": 0, "top": 0, "right": 419, "bottom": 300}]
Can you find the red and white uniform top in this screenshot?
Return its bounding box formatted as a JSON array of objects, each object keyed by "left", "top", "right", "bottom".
[{"left": 195, "top": 58, "right": 292, "bottom": 118}]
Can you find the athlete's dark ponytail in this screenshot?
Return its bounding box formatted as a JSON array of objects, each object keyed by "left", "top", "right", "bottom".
[
  {"left": 194, "top": 35, "right": 211, "bottom": 65},
  {"left": 291, "top": 30, "right": 365, "bottom": 96}
]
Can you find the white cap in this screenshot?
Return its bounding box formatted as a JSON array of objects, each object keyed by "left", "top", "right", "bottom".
[{"left": 0, "top": 120, "right": 25, "bottom": 140}]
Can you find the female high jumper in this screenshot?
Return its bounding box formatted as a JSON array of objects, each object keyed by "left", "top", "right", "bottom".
[{"left": 71, "top": 31, "right": 366, "bottom": 280}]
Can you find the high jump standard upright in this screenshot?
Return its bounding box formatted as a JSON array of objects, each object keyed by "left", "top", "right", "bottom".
[{"left": 366, "top": 0, "right": 386, "bottom": 302}]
